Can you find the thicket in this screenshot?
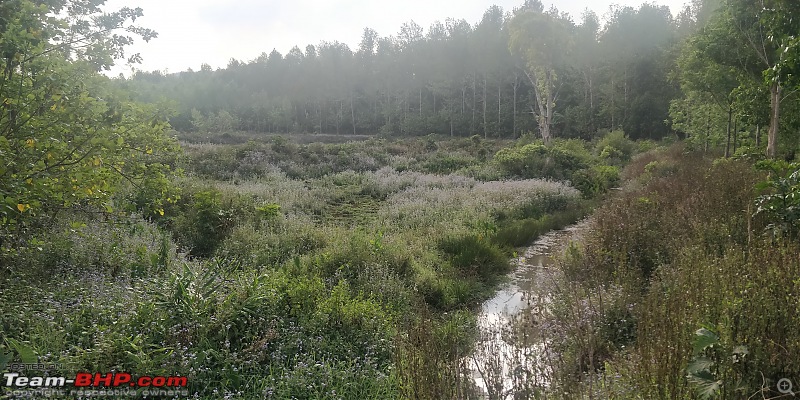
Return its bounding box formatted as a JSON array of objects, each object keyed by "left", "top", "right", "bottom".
[{"left": 543, "top": 145, "right": 800, "bottom": 399}]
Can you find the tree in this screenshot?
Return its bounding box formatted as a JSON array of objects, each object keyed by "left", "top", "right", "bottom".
[
  {"left": 712, "top": 0, "right": 800, "bottom": 158},
  {"left": 671, "top": 21, "right": 742, "bottom": 154},
  {"left": 509, "top": 5, "right": 574, "bottom": 143},
  {"left": 0, "top": 0, "right": 178, "bottom": 248}
]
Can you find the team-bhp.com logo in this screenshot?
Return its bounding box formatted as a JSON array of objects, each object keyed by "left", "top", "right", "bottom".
[{"left": 3, "top": 371, "right": 189, "bottom": 397}]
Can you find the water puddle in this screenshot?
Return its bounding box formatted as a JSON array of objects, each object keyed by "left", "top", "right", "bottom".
[{"left": 469, "top": 220, "right": 590, "bottom": 399}]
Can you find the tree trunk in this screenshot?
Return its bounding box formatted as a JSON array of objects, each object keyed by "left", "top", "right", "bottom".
[
  {"left": 767, "top": 83, "right": 780, "bottom": 158},
  {"left": 471, "top": 75, "right": 476, "bottom": 135},
  {"left": 497, "top": 82, "right": 501, "bottom": 137},
  {"left": 724, "top": 105, "right": 732, "bottom": 158},
  {"left": 523, "top": 69, "right": 553, "bottom": 144},
  {"left": 318, "top": 101, "right": 322, "bottom": 135},
  {"left": 732, "top": 116, "right": 738, "bottom": 154},
  {"left": 610, "top": 77, "right": 615, "bottom": 130},
  {"left": 512, "top": 74, "right": 518, "bottom": 138},
  {"left": 336, "top": 100, "right": 342, "bottom": 135},
  {"left": 350, "top": 95, "right": 356, "bottom": 135},
  {"left": 450, "top": 118, "right": 453, "bottom": 137},
  {"left": 419, "top": 88, "right": 422, "bottom": 115},
  {"left": 756, "top": 124, "right": 760, "bottom": 147},
  {"left": 483, "top": 77, "right": 487, "bottom": 139}
]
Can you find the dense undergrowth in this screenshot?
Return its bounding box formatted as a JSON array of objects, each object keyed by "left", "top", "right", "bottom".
[
  {"left": 536, "top": 145, "right": 800, "bottom": 399},
  {"left": 0, "top": 133, "right": 633, "bottom": 399}
]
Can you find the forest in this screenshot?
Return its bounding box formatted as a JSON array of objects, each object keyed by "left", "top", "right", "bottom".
[{"left": 1, "top": 0, "right": 800, "bottom": 399}]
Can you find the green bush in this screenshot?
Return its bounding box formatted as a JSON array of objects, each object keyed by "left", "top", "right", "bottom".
[
  {"left": 493, "top": 142, "right": 588, "bottom": 180},
  {"left": 571, "top": 165, "right": 621, "bottom": 198},
  {"left": 595, "top": 130, "right": 635, "bottom": 163},
  {"left": 438, "top": 235, "right": 509, "bottom": 283},
  {"left": 172, "top": 189, "right": 236, "bottom": 257}
]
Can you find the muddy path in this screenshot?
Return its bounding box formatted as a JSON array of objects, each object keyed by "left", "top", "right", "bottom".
[{"left": 469, "top": 219, "right": 592, "bottom": 399}]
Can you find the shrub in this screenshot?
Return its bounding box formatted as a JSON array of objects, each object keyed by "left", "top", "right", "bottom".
[
  {"left": 595, "top": 130, "right": 635, "bottom": 163},
  {"left": 172, "top": 189, "right": 236, "bottom": 257},
  {"left": 438, "top": 235, "right": 509, "bottom": 283},
  {"left": 493, "top": 142, "right": 587, "bottom": 180},
  {"left": 571, "top": 165, "right": 620, "bottom": 198}
]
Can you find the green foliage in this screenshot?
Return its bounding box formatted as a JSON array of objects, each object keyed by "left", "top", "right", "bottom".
[
  {"left": 255, "top": 202, "right": 281, "bottom": 220},
  {"left": 191, "top": 109, "right": 241, "bottom": 133},
  {"left": 754, "top": 160, "right": 800, "bottom": 239},
  {"left": 571, "top": 165, "right": 620, "bottom": 198},
  {"left": 2, "top": 132, "right": 591, "bottom": 398},
  {"left": 493, "top": 142, "right": 587, "bottom": 180},
  {"left": 439, "top": 235, "right": 509, "bottom": 283},
  {"left": 172, "top": 189, "right": 235, "bottom": 257},
  {"left": 0, "top": 0, "right": 177, "bottom": 250},
  {"left": 595, "top": 130, "right": 635, "bottom": 163}
]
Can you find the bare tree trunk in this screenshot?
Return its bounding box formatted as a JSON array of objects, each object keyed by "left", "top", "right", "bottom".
[
  {"left": 588, "top": 70, "right": 595, "bottom": 132},
  {"left": 450, "top": 118, "right": 453, "bottom": 137},
  {"left": 497, "top": 82, "right": 501, "bottom": 137},
  {"left": 512, "top": 74, "right": 518, "bottom": 138},
  {"left": 767, "top": 83, "right": 780, "bottom": 158},
  {"left": 483, "top": 77, "right": 488, "bottom": 139},
  {"left": 351, "top": 95, "right": 356, "bottom": 135},
  {"left": 524, "top": 69, "right": 552, "bottom": 143},
  {"left": 610, "top": 77, "right": 615, "bottom": 130},
  {"left": 623, "top": 67, "right": 628, "bottom": 127},
  {"left": 336, "top": 100, "right": 342, "bottom": 135},
  {"left": 419, "top": 88, "right": 422, "bottom": 115},
  {"left": 732, "top": 115, "right": 738, "bottom": 154},
  {"left": 725, "top": 105, "right": 732, "bottom": 158},
  {"left": 471, "top": 75, "right": 476, "bottom": 135},
  {"left": 461, "top": 85, "right": 466, "bottom": 114}
]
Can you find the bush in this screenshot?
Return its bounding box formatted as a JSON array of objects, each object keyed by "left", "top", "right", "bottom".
[
  {"left": 172, "top": 189, "right": 236, "bottom": 257},
  {"left": 571, "top": 165, "right": 620, "bottom": 198},
  {"left": 438, "top": 235, "right": 509, "bottom": 283},
  {"left": 493, "top": 142, "right": 588, "bottom": 180},
  {"left": 595, "top": 130, "right": 635, "bottom": 163}
]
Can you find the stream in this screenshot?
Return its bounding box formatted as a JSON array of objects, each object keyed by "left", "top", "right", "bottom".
[{"left": 469, "top": 220, "right": 591, "bottom": 399}]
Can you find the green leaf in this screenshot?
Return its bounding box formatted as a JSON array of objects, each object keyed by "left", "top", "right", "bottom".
[
  {"left": 693, "top": 328, "right": 719, "bottom": 354},
  {"left": 686, "top": 356, "right": 714, "bottom": 375},
  {"left": 688, "top": 370, "right": 722, "bottom": 400},
  {"left": 7, "top": 338, "right": 37, "bottom": 364}
]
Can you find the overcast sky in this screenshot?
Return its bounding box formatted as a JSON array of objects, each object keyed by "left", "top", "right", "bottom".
[{"left": 102, "top": 0, "right": 688, "bottom": 76}]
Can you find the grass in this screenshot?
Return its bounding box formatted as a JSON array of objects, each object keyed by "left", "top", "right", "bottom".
[{"left": 0, "top": 133, "right": 626, "bottom": 399}]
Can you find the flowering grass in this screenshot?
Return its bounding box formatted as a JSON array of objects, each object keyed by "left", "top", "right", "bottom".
[{"left": 0, "top": 135, "right": 595, "bottom": 399}]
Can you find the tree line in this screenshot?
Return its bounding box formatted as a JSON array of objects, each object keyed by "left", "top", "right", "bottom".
[
  {"left": 126, "top": 0, "right": 799, "bottom": 157},
  {"left": 127, "top": 1, "right": 686, "bottom": 141}
]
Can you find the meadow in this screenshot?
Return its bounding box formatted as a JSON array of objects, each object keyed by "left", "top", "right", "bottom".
[{"left": 1, "top": 133, "right": 629, "bottom": 398}]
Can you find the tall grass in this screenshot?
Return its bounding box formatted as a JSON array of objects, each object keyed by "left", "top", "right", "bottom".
[
  {"left": 538, "top": 145, "right": 800, "bottom": 399},
  {"left": 1, "top": 135, "right": 598, "bottom": 399}
]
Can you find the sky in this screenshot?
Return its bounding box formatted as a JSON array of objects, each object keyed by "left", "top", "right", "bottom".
[{"left": 102, "top": 0, "right": 689, "bottom": 76}]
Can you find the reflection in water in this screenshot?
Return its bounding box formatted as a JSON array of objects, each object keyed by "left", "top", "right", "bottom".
[{"left": 470, "top": 221, "right": 589, "bottom": 399}]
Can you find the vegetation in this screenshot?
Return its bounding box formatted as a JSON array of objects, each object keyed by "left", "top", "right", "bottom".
[{"left": 533, "top": 147, "right": 800, "bottom": 399}]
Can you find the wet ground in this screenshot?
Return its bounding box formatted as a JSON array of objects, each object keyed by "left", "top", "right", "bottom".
[{"left": 470, "top": 220, "right": 591, "bottom": 398}]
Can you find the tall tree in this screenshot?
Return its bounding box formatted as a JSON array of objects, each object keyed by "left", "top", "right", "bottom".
[{"left": 509, "top": 4, "right": 574, "bottom": 143}]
